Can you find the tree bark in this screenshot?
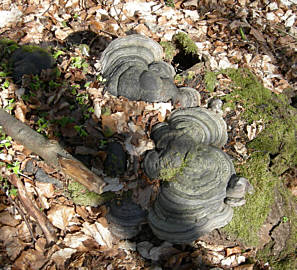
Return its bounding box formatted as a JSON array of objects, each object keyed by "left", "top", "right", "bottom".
[{"left": 0, "top": 108, "right": 106, "bottom": 193}]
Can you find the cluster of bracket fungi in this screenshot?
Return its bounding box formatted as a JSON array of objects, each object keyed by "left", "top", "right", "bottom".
[{"left": 102, "top": 34, "right": 253, "bottom": 244}]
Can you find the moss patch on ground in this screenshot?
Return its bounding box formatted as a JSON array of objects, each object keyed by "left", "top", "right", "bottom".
[
  {"left": 204, "top": 69, "right": 297, "bottom": 250},
  {"left": 160, "top": 41, "right": 176, "bottom": 62},
  {"left": 67, "top": 181, "right": 115, "bottom": 207},
  {"left": 173, "top": 32, "right": 198, "bottom": 55}
]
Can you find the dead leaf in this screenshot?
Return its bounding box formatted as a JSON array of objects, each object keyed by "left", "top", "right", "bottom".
[
  {"left": 47, "top": 205, "right": 75, "bottom": 230},
  {"left": 225, "top": 246, "right": 242, "bottom": 257},
  {"left": 82, "top": 219, "right": 113, "bottom": 249},
  {"left": 101, "top": 112, "right": 128, "bottom": 135},
  {"left": 64, "top": 232, "right": 91, "bottom": 249},
  {"left": 250, "top": 28, "right": 266, "bottom": 42},
  {"left": 14, "top": 249, "right": 47, "bottom": 270},
  {"left": 51, "top": 248, "right": 76, "bottom": 267},
  {"left": 0, "top": 211, "right": 20, "bottom": 226},
  {"left": 14, "top": 101, "right": 28, "bottom": 122}
]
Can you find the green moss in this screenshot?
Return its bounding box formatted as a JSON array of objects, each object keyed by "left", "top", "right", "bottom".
[
  {"left": 173, "top": 32, "right": 198, "bottom": 55},
  {"left": 0, "top": 39, "right": 19, "bottom": 57},
  {"left": 204, "top": 71, "right": 217, "bottom": 92},
  {"left": 160, "top": 41, "right": 176, "bottom": 62},
  {"left": 223, "top": 153, "right": 278, "bottom": 245},
  {"left": 256, "top": 183, "right": 297, "bottom": 269},
  {"left": 67, "top": 181, "right": 115, "bottom": 206},
  {"left": 21, "top": 45, "right": 50, "bottom": 55},
  {"left": 210, "top": 68, "right": 297, "bottom": 247},
  {"left": 160, "top": 153, "right": 192, "bottom": 182},
  {"left": 174, "top": 71, "right": 195, "bottom": 85}
]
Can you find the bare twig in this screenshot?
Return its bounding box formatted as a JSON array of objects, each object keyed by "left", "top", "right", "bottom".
[
  {"left": 8, "top": 174, "right": 57, "bottom": 246},
  {"left": 6, "top": 193, "right": 36, "bottom": 244}
]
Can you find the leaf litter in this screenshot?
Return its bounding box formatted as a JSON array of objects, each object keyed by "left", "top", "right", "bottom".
[{"left": 0, "top": 0, "right": 297, "bottom": 269}]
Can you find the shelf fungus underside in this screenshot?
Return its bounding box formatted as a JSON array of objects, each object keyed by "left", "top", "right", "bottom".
[
  {"left": 100, "top": 34, "right": 200, "bottom": 107},
  {"left": 144, "top": 107, "right": 253, "bottom": 244},
  {"left": 106, "top": 200, "right": 147, "bottom": 239}
]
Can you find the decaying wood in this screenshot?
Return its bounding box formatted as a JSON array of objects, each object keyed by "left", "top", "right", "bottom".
[
  {"left": 8, "top": 174, "right": 57, "bottom": 246},
  {"left": 0, "top": 108, "right": 106, "bottom": 193}
]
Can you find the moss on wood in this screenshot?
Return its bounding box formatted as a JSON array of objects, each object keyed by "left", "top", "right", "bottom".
[
  {"left": 204, "top": 68, "right": 297, "bottom": 255},
  {"left": 67, "top": 181, "right": 115, "bottom": 207}
]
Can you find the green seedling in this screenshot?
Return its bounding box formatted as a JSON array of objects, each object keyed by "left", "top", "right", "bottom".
[
  {"left": 84, "top": 81, "right": 91, "bottom": 88},
  {"left": 0, "top": 71, "right": 7, "bottom": 77},
  {"left": 239, "top": 27, "right": 247, "bottom": 40},
  {"left": 79, "top": 44, "right": 90, "bottom": 56},
  {"left": 70, "top": 84, "right": 80, "bottom": 95},
  {"left": 0, "top": 176, "right": 18, "bottom": 197},
  {"left": 55, "top": 116, "right": 74, "bottom": 127},
  {"left": 7, "top": 161, "right": 21, "bottom": 175},
  {"left": 36, "top": 117, "right": 49, "bottom": 134},
  {"left": 76, "top": 92, "right": 89, "bottom": 105},
  {"left": 4, "top": 99, "right": 15, "bottom": 113},
  {"left": 0, "top": 130, "right": 12, "bottom": 151},
  {"left": 53, "top": 50, "right": 65, "bottom": 59},
  {"left": 83, "top": 107, "right": 94, "bottom": 119},
  {"left": 48, "top": 80, "right": 61, "bottom": 90},
  {"left": 74, "top": 125, "right": 88, "bottom": 137},
  {"left": 71, "top": 56, "right": 89, "bottom": 72},
  {"left": 282, "top": 216, "right": 289, "bottom": 223},
  {"left": 98, "top": 139, "right": 107, "bottom": 149},
  {"left": 1, "top": 79, "right": 10, "bottom": 90},
  {"left": 165, "top": 0, "right": 175, "bottom": 8}
]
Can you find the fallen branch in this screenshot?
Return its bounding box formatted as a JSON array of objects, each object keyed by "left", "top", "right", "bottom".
[
  {"left": 0, "top": 108, "right": 106, "bottom": 194},
  {"left": 8, "top": 174, "right": 57, "bottom": 246}
]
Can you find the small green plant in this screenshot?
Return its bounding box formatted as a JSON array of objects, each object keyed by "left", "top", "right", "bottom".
[
  {"left": 76, "top": 92, "right": 89, "bottom": 105},
  {"left": 165, "top": 0, "right": 175, "bottom": 8},
  {"left": 70, "top": 84, "right": 80, "bottom": 95},
  {"left": 0, "top": 129, "right": 12, "bottom": 151},
  {"left": 52, "top": 50, "right": 65, "bottom": 59},
  {"left": 55, "top": 116, "right": 74, "bottom": 127},
  {"left": 97, "top": 74, "right": 106, "bottom": 83},
  {"left": 239, "top": 27, "right": 247, "bottom": 40},
  {"left": 4, "top": 99, "right": 15, "bottom": 113},
  {"left": 282, "top": 216, "right": 289, "bottom": 223},
  {"left": 71, "top": 56, "right": 89, "bottom": 72},
  {"left": 1, "top": 79, "right": 10, "bottom": 90},
  {"left": 83, "top": 107, "right": 94, "bottom": 119},
  {"left": 74, "top": 125, "right": 88, "bottom": 137},
  {"left": 36, "top": 117, "right": 49, "bottom": 135},
  {"left": 30, "top": 75, "right": 42, "bottom": 91},
  {"left": 0, "top": 176, "right": 18, "bottom": 197},
  {"left": 7, "top": 161, "right": 21, "bottom": 175},
  {"left": 98, "top": 139, "right": 108, "bottom": 149}
]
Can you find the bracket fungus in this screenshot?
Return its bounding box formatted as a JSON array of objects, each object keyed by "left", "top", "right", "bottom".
[
  {"left": 106, "top": 200, "right": 147, "bottom": 240},
  {"left": 143, "top": 106, "right": 253, "bottom": 244},
  {"left": 100, "top": 34, "right": 200, "bottom": 107},
  {"left": 10, "top": 46, "right": 55, "bottom": 83}
]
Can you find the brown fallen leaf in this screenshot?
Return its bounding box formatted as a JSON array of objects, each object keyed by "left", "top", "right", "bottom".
[
  {"left": 47, "top": 204, "right": 75, "bottom": 230},
  {"left": 250, "top": 27, "right": 266, "bottom": 43},
  {"left": 14, "top": 248, "right": 48, "bottom": 270},
  {"left": 0, "top": 210, "right": 21, "bottom": 226},
  {"left": 225, "top": 246, "right": 242, "bottom": 257}
]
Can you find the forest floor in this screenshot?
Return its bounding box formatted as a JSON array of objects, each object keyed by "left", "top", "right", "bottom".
[{"left": 0, "top": 0, "right": 297, "bottom": 269}]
